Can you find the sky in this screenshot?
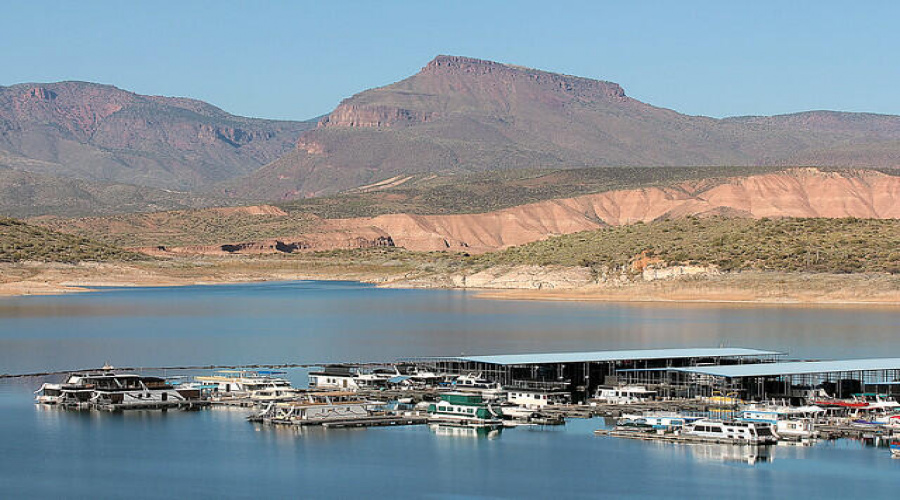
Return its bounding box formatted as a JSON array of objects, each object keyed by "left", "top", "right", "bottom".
[{"left": 1, "top": 1, "right": 898, "bottom": 121}]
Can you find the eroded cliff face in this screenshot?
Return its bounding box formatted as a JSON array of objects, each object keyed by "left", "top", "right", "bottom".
[
  {"left": 137, "top": 168, "right": 900, "bottom": 256},
  {"left": 321, "top": 168, "right": 900, "bottom": 253}
]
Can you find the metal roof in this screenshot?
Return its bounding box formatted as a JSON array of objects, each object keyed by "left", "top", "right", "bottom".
[
  {"left": 422, "top": 348, "right": 781, "bottom": 366},
  {"left": 669, "top": 358, "right": 900, "bottom": 378}
]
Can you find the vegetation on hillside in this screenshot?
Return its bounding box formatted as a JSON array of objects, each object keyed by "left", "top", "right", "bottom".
[
  {"left": 36, "top": 209, "right": 320, "bottom": 248},
  {"left": 278, "top": 165, "right": 788, "bottom": 218},
  {"left": 0, "top": 218, "right": 144, "bottom": 262},
  {"left": 474, "top": 217, "right": 900, "bottom": 274}
]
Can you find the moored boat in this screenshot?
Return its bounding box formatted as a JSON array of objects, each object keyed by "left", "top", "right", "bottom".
[
  {"left": 251, "top": 391, "right": 379, "bottom": 424},
  {"left": 35, "top": 371, "right": 205, "bottom": 410},
  {"left": 196, "top": 370, "right": 297, "bottom": 400},
  {"left": 427, "top": 392, "right": 502, "bottom": 427},
  {"left": 593, "top": 385, "right": 656, "bottom": 404},
  {"left": 684, "top": 419, "right": 777, "bottom": 445},
  {"left": 738, "top": 404, "right": 822, "bottom": 440},
  {"left": 618, "top": 412, "right": 701, "bottom": 431}
]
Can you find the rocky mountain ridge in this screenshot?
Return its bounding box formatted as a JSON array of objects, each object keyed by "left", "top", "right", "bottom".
[
  {"left": 239, "top": 55, "right": 900, "bottom": 200},
  {"left": 0, "top": 81, "right": 314, "bottom": 190}
]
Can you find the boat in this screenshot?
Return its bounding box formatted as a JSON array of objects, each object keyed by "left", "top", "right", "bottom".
[
  {"left": 850, "top": 393, "right": 900, "bottom": 419},
  {"left": 34, "top": 371, "right": 204, "bottom": 410},
  {"left": 451, "top": 373, "right": 505, "bottom": 399},
  {"left": 618, "top": 412, "right": 701, "bottom": 431},
  {"left": 195, "top": 370, "right": 297, "bottom": 399},
  {"left": 684, "top": 419, "right": 777, "bottom": 445},
  {"left": 251, "top": 391, "right": 379, "bottom": 425},
  {"left": 427, "top": 392, "right": 503, "bottom": 427},
  {"left": 506, "top": 388, "right": 570, "bottom": 409},
  {"left": 248, "top": 381, "right": 304, "bottom": 403},
  {"left": 594, "top": 385, "right": 656, "bottom": 404},
  {"left": 890, "top": 439, "right": 900, "bottom": 457},
  {"left": 738, "top": 404, "right": 823, "bottom": 440}
]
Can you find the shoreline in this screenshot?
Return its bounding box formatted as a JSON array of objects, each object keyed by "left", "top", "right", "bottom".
[
  {"left": 2, "top": 260, "right": 899, "bottom": 308},
  {"left": 472, "top": 289, "right": 900, "bottom": 308}
]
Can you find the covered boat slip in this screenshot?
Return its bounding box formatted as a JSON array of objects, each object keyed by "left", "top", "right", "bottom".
[
  {"left": 618, "top": 358, "right": 900, "bottom": 401},
  {"left": 406, "top": 348, "right": 782, "bottom": 400}
]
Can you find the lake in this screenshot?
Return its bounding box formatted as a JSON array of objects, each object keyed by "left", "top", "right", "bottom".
[{"left": 1, "top": 281, "right": 898, "bottom": 498}]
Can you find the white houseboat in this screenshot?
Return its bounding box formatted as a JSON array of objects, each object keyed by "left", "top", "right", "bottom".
[
  {"left": 252, "top": 391, "right": 378, "bottom": 425},
  {"left": 594, "top": 385, "right": 657, "bottom": 404},
  {"left": 196, "top": 369, "right": 298, "bottom": 399},
  {"left": 506, "top": 389, "right": 570, "bottom": 409},
  {"left": 738, "top": 403, "right": 823, "bottom": 440},
  {"left": 684, "top": 419, "right": 777, "bottom": 445},
  {"left": 35, "top": 371, "right": 203, "bottom": 409},
  {"left": 618, "top": 412, "right": 701, "bottom": 431},
  {"left": 451, "top": 373, "right": 505, "bottom": 399}
]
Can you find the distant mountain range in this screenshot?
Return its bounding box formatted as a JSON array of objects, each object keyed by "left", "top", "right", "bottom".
[
  {"left": 0, "top": 81, "right": 313, "bottom": 191},
  {"left": 237, "top": 55, "right": 900, "bottom": 199},
  {"left": 2, "top": 57, "right": 900, "bottom": 213}
]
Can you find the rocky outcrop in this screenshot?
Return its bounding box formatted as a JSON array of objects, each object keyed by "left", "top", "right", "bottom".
[
  {"left": 316, "top": 168, "right": 900, "bottom": 253},
  {"left": 320, "top": 104, "right": 434, "bottom": 128},
  {"left": 137, "top": 233, "right": 394, "bottom": 256}
]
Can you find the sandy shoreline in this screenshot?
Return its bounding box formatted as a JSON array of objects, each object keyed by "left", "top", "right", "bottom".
[{"left": 1, "top": 260, "right": 899, "bottom": 308}]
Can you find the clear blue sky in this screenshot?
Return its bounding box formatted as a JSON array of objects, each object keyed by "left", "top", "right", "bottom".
[{"left": 1, "top": 1, "right": 897, "bottom": 121}]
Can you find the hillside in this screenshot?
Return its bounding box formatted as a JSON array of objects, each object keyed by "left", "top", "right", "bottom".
[
  {"left": 278, "top": 165, "right": 784, "bottom": 218},
  {"left": 0, "top": 168, "right": 237, "bottom": 218},
  {"left": 0, "top": 81, "right": 314, "bottom": 191},
  {"left": 37, "top": 168, "right": 900, "bottom": 255},
  {"left": 474, "top": 217, "right": 900, "bottom": 274},
  {"left": 0, "top": 217, "right": 142, "bottom": 262},
  {"left": 236, "top": 55, "right": 900, "bottom": 200}
]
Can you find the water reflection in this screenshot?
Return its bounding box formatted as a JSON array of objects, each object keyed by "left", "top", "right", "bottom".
[
  {"left": 685, "top": 443, "right": 774, "bottom": 465},
  {"left": 2, "top": 281, "right": 900, "bottom": 375},
  {"left": 429, "top": 423, "right": 502, "bottom": 440}
]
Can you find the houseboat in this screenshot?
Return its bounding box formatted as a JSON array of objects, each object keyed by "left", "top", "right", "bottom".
[
  {"left": 451, "top": 374, "right": 505, "bottom": 399},
  {"left": 34, "top": 371, "right": 204, "bottom": 410},
  {"left": 684, "top": 419, "right": 777, "bottom": 445},
  {"left": 427, "top": 393, "right": 502, "bottom": 427},
  {"left": 594, "top": 385, "right": 656, "bottom": 404},
  {"left": 196, "top": 369, "right": 297, "bottom": 399},
  {"left": 738, "top": 403, "right": 823, "bottom": 440},
  {"left": 251, "top": 391, "right": 379, "bottom": 425},
  {"left": 618, "top": 412, "right": 701, "bottom": 431},
  {"left": 507, "top": 389, "right": 570, "bottom": 409}
]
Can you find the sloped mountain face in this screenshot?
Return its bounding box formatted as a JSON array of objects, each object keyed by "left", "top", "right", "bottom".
[
  {"left": 0, "top": 167, "right": 233, "bottom": 218},
  {"left": 0, "top": 81, "right": 314, "bottom": 190},
  {"left": 240, "top": 55, "right": 900, "bottom": 200}
]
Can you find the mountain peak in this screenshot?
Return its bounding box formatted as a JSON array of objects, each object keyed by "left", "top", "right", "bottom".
[{"left": 419, "top": 55, "right": 626, "bottom": 100}]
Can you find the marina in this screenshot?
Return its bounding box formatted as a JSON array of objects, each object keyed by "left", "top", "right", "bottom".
[
  {"left": 3, "top": 281, "right": 900, "bottom": 498},
  {"left": 26, "top": 345, "right": 900, "bottom": 458}
]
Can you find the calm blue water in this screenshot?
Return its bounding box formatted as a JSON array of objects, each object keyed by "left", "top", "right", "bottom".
[{"left": 1, "top": 281, "right": 898, "bottom": 498}]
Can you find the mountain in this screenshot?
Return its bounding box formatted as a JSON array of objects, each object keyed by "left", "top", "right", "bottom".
[
  {"left": 0, "top": 81, "right": 314, "bottom": 190},
  {"left": 0, "top": 167, "right": 234, "bottom": 218},
  {"left": 237, "top": 55, "right": 900, "bottom": 200}
]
